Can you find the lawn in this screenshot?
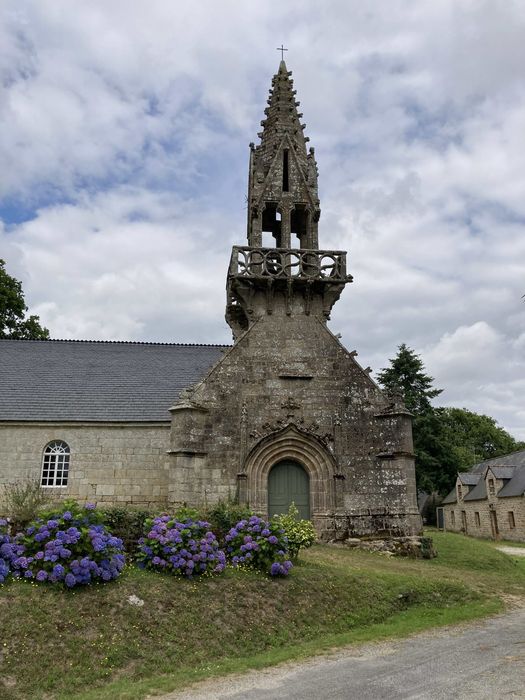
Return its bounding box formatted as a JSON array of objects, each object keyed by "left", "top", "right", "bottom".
[{"left": 0, "top": 531, "right": 523, "bottom": 700}]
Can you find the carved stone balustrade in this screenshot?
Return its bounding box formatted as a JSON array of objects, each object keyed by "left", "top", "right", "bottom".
[
  {"left": 228, "top": 246, "right": 352, "bottom": 282},
  {"left": 226, "top": 246, "right": 353, "bottom": 337}
]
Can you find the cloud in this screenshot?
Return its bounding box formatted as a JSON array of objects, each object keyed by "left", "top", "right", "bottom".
[{"left": 1, "top": 0, "right": 524, "bottom": 441}]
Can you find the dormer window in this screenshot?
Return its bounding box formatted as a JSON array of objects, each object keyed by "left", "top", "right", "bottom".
[
  {"left": 457, "top": 484, "right": 462, "bottom": 501},
  {"left": 488, "top": 478, "right": 495, "bottom": 496}
]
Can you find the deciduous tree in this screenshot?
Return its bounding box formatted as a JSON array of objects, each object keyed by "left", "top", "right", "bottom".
[{"left": 0, "top": 259, "right": 49, "bottom": 340}]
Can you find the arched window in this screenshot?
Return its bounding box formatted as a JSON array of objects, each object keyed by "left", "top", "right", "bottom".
[{"left": 41, "top": 441, "right": 70, "bottom": 487}]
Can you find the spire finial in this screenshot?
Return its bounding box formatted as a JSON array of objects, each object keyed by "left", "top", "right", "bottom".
[{"left": 276, "top": 44, "right": 288, "bottom": 61}]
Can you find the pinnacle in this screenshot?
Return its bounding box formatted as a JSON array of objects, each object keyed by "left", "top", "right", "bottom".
[{"left": 259, "top": 61, "right": 305, "bottom": 152}]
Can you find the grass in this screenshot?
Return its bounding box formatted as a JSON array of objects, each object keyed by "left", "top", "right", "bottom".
[{"left": 0, "top": 531, "right": 523, "bottom": 700}]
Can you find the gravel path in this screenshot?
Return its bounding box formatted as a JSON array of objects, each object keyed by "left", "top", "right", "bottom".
[
  {"left": 497, "top": 546, "right": 525, "bottom": 557},
  {"left": 154, "top": 607, "right": 525, "bottom": 700}
]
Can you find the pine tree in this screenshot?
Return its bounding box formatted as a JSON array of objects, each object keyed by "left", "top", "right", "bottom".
[
  {"left": 0, "top": 259, "right": 49, "bottom": 339},
  {"left": 377, "top": 344, "right": 454, "bottom": 493},
  {"left": 376, "top": 343, "right": 441, "bottom": 414}
]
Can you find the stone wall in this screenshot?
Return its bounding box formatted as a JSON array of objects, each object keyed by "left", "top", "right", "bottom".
[
  {"left": 443, "top": 497, "right": 525, "bottom": 542},
  {"left": 0, "top": 422, "right": 170, "bottom": 511},
  {"left": 169, "top": 312, "right": 421, "bottom": 539}
]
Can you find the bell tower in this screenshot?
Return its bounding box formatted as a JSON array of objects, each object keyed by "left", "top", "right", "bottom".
[{"left": 226, "top": 61, "right": 353, "bottom": 339}]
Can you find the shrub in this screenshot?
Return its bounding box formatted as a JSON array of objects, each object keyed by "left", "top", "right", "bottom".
[
  {"left": 225, "top": 515, "right": 293, "bottom": 576},
  {"left": 99, "top": 506, "right": 154, "bottom": 555},
  {"left": 0, "top": 519, "right": 10, "bottom": 583},
  {"left": 1, "top": 479, "right": 51, "bottom": 530},
  {"left": 272, "top": 503, "right": 316, "bottom": 559},
  {"left": 136, "top": 516, "right": 226, "bottom": 578},
  {"left": 172, "top": 505, "right": 202, "bottom": 522},
  {"left": 203, "top": 500, "right": 254, "bottom": 542},
  {"left": 4, "top": 501, "right": 125, "bottom": 587}
]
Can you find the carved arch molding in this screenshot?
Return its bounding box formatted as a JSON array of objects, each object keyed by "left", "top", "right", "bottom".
[{"left": 243, "top": 424, "right": 337, "bottom": 515}]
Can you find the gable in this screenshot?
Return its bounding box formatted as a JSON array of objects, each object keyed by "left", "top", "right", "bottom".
[{"left": 186, "top": 314, "right": 384, "bottom": 407}]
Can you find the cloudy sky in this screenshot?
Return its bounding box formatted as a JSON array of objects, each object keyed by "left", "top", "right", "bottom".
[{"left": 1, "top": 1, "right": 524, "bottom": 439}]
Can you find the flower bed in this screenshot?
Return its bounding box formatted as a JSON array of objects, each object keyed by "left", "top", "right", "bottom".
[
  {"left": 136, "top": 516, "right": 226, "bottom": 578},
  {"left": 2, "top": 503, "right": 125, "bottom": 586},
  {"left": 225, "top": 515, "right": 293, "bottom": 576}
]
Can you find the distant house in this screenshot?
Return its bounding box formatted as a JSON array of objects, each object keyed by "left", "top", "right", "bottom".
[{"left": 441, "top": 450, "right": 525, "bottom": 542}]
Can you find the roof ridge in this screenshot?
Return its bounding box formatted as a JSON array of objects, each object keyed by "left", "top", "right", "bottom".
[{"left": 0, "top": 338, "right": 231, "bottom": 348}]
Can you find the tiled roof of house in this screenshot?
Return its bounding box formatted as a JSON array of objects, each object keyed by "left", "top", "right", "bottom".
[
  {"left": 458, "top": 473, "right": 481, "bottom": 486},
  {"left": 487, "top": 466, "right": 518, "bottom": 480},
  {"left": 441, "top": 488, "right": 457, "bottom": 505},
  {"left": 498, "top": 466, "right": 525, "bottom": 498},
  {"left": 470, "top": 450, "right": 525, "bottom": 471},
  {"left": 0, "top": 339, "right": 228, "bottom": 422},
  {"left": 463, "top": 478, "right": 488, "bottom": 502}
]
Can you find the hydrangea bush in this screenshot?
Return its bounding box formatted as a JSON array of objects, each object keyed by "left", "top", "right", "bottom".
[
  {"left": 2, "top": 502, "right": 125, "bottom": 587},
  {"left": 225, "top": 515, "right": 293, "bottom": 576},
  {"left": 136, "top": 516, "right": 226, "bottom": 578},
  {"left": 0, "top": 519, "right": 11, "bottom": 583}
]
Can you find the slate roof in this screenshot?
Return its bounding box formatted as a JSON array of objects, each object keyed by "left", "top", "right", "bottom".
[
  {"left": 0, "top": 339, "right": 228, "bottom": 422},
  {"left": 441, "top": 488, "right": 457, "bottom": 505},
  {"left": 470, "top": 450, "right": 525, "bottom": 471},
  {"left": 498, "top": 467, "right": 525, "bottom": 498},
  {"left": 463, "top": 478, "right": 488, "bottom": 502},
  {"left": 458, "top": 473, "right": 481, "bottom": 486},
  {"left": 487, "top": 466, "right": 517, "bottom": 480}
]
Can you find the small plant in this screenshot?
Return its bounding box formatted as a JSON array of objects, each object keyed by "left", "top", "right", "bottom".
[
  {"left": 136, "top": 516, "right": 226, "bottom": 578},
  {"left": 4, "top": 501, "right": 125, "bottom": 587},
  {"left": 1, "top": 479, "right": 50, "bottom": 530},
  {"left": 0, "top": 519, "right": 11, "bottom": 583},
  {"left": 272, "top": 503, "right": 316, "bottom": 559},
  {"left": 172, "top": 505, "right": 202, "bottom": 522},
  {"left": 225, "top": 515, "right": 293, "bottom": 576}
]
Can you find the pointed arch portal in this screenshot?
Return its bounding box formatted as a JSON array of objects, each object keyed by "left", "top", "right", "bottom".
[
  {"left": 268, "top": 459, "right": 310, "bottom": 519},
  {"left": 244, "top": 425, "right": 336, "bottom": 518}
]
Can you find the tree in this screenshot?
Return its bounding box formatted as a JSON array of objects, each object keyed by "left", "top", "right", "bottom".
[
  {"left": 377, "top": 344, "right": 453, "bottom": 493},
  {"left": 0, "top": 259, "right": 49, "bottom": 339},
  {"left": 439, "top": 407, "right": 525, "bottom": 472},
  {"left": 376, "top": 343, "right": 442, "bottom": 413},
  {"left": 377, "top": 344, "right": 525, "bottom": 495}
]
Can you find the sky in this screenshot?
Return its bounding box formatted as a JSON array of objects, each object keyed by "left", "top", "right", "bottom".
[{"left": 1, "top": 1, "right": 524, "bottom": 439}]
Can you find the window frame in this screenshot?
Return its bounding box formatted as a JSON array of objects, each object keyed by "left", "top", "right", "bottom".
[
  {"left": 41, "top": 440, "right": 70, "bottom": 488},
  {"left": 508, "top": 511, "right": 516, "bottom": 529}
]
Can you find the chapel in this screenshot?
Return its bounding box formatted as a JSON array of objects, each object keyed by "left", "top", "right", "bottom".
[{"left": 0, "top": 62, "right": 421, "bottom": 539}]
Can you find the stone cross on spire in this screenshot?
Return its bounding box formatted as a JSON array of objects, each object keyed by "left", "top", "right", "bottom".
[{"left": 276, "top": 44, "right": 288, "bottom": 61}]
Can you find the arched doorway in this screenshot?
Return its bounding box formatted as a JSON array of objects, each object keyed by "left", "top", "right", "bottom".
[{"left": 268, "top": 459, "right": 310, "bottom": 520}]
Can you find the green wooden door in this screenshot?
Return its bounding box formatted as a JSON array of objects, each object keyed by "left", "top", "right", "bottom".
[{"left": 268, "top": 460, "right": 310, "bottom": 520}]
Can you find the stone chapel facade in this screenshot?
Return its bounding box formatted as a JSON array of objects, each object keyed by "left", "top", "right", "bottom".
[{"left": 0, "top": 62, "right": 421, "bottom": 539}]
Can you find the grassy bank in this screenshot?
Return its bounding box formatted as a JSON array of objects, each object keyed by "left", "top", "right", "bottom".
[{"left": 1, "top": 532, "right": 523, "bottom": 700}]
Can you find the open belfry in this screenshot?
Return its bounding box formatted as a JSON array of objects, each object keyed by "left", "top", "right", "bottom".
[
  {"left": 169, "top": 61, "right": 422, "bottom": 538},
  {"left": 0, "top": 61, "right": 422, "bottom": 539}
]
